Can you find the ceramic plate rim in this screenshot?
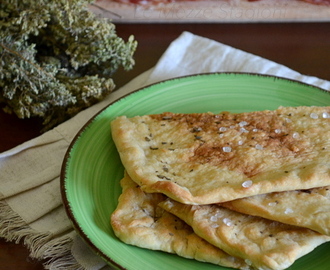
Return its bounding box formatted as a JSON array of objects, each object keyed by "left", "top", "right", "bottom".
[{"left": 60, "top": 72, "right": 330, "bottom": 269}]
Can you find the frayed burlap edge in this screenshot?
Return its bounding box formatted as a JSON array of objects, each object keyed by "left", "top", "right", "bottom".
[{"left": 0, "top": 200, "right": 85, "bottom": 270}]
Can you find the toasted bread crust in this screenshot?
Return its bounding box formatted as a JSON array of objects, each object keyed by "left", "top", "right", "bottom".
[
  {"left": 111, "top": 173, "right": 248, "bottom": 269},
  {"left": 111, "top": 106, "right": 330, "bottom": 204},
  {"left": 159, "top": 198, "right": 330, "bottom": 270}
]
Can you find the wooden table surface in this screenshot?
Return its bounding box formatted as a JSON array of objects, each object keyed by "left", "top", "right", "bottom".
[{"left": 1, "top": 22, "right": 330, "bottom": 269}]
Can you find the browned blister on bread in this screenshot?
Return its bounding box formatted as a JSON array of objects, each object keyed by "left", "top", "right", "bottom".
[{"left": 111, "top": 106, "right": 330, "bottom": 204}]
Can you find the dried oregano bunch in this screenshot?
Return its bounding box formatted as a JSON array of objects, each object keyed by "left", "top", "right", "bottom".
[{"left": 0, "top": 0, "right": 137, "bottom": 131}]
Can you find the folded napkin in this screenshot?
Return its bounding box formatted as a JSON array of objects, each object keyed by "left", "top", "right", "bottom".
[{"left": 1, "top": 31, "right": 330, "bottom": 270}]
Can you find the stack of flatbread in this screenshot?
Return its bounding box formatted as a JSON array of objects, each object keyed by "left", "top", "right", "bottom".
[{"left": 110, "top": 106, "right": 330, "bottom": 270}]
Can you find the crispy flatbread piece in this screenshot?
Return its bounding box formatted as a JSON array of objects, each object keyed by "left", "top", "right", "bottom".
[
  {"left": 111, "top": 106, "right": 330, "bottom": 204},
  {"left": 159, "top": 198, "right": 330, "bottom": 270},
  {"left": 221, "top": 186, "right": 330, "bottom": 235},
  {"left": 111, "top": 172, "right": 249, "bottom": 269}
]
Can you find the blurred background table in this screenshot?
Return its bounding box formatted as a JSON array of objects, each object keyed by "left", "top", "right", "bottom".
[{"left": 1, "top": 22, "right": 330, "bottom": 269}]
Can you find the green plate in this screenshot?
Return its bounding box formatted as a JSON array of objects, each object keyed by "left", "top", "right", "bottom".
[{"left": 61, "top": 73, "right": 330, "bottom": 270}]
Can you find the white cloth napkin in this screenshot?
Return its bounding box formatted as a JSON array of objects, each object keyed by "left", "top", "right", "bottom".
[{"left": 1, "top": 31, "right": 330, "bottom": 270}]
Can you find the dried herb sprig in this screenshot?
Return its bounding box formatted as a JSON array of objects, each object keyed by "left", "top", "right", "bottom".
[{"left": 0, "top": 0, "right": 137, "bottom": 131}]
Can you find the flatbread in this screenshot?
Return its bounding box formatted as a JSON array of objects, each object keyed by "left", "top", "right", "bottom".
[
  {"left": 221, "top": 186, "right": 330, "bottom": 236},
  {"left": 111, "top": 106, "right": 330, "bottom": 204},
  {"left": 159, "top": 198, "right": 330, "bottom": 270},
  {"left": 110, "top": 172, "right": 249, "bottom": 269}
]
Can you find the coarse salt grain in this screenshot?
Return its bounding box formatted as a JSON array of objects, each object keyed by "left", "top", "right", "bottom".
[
  {"left": 252, "top": 128, "right": 258, "bottom": 132},
  {"left": 240, "top": 127, "right": 248, "bottom": 133},
  {"left": 310, "top": 112, "right": 318, "bottom": 119},
  {"left": 223, "top": 218, "right": 233, "bottom": 226},
  {"left": 268, "top": 202, "right": 277, "bottom": 207},
  {"left": 322, "top": 112, "right": 330, "bottom": 118},
  {"left": 223, "top": 146, "right": 232, "bottom": 152},
  {"left": 219, "top": 127, "right": 227, "bottom": 132},
  {"left": 285, "top": 208, "right": 294, "bottom": 214},
  {"left": 239, "top": 121, "right": 248, "bottom": 127},
  {"left": 238, "top": 140, "right": 244, "bottom": 145},
  {"left": 255, "top": 144, "right": 263, "bottom": 150},
  {"left": 211, "top": 224, "right": 219, "bottom": 228},
  {"left": 292, "top": 132, "right": 299, "bottom": 139},
  {"left": 242, "top": 180, "right": 253, "bottom": 188},
  {"left": 210, "top": 215, "right": 218, "bottom": 222},
  {"left": 275, "top": 129, "right": 281, "bottom": 134}
]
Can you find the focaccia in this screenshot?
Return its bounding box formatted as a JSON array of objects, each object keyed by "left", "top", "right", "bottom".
[
  {"left": 111, "top": 106, "right": 330, "bottom": 204},
  {"left": 221, "top": 186, "right": 330, "bottom": 235},
  {"left": 110, "top": 172, "right": 249, "bottom": 269},
  {"left": 159, "top": 198, "right": 330, "bottom": 270}
]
